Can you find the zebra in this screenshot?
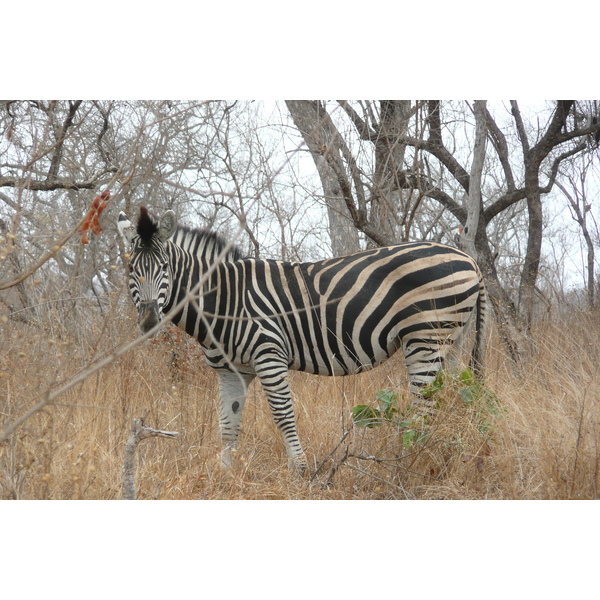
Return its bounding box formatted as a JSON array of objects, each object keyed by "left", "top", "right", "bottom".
[{"left": 118, "top": 206, "right": 488, "bottom": 475}]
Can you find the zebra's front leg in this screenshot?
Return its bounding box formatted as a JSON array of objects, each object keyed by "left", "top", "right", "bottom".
[
  {"left": 253, "top": 357, "right": 307, "bottom": 476},
  {"left": 217, "top": 370, "right": 255, "bottom": 470}
]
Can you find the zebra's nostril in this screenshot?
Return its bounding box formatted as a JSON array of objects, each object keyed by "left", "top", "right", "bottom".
[
  {"left": 139, "top": 313, "right": 160, "bottom": 333},
  {"left": 138, "top": 301, "right": 161, "bottom": 334}
]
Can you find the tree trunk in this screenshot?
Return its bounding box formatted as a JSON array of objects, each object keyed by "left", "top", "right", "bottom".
[
  {"left": 475, "top": 225, "right": 530, "bottom": 365},
  {"left": 462, "top": 100, "right": 487, "bottom": 261},
  {"left": 556, "top": 178, "right": 596, "bottom": 309},
  {"left": 512, "top": 100, "right": 574, "bottom": 327},
  {"left": 369, "top": 101, "right": 413, "bottom": 245},
  {"left": 518, "top": 168, "right": 544, "bottom": 326},
  {"left": 286, "top": 101, "right": 361, "bottom": 256}
]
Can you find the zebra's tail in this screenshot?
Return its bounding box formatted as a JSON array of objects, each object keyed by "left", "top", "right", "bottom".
[{"left": 470, "top": 272, "right": 488, "bottom": 379}]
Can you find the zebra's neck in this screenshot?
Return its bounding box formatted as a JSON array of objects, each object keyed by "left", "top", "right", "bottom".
[
  {"left": 170, "top": 224, "right": 244, "bottom": 266},
  {"left": 163, "top": 224, "right": 243, "bottom": 342}
]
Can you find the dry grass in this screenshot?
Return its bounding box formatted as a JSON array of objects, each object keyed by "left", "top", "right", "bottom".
[{"left": 1, "top": 305, "right": 599, "bottom": 500}]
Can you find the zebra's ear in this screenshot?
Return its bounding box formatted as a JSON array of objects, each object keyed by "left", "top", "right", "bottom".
[
  {"left": 158, "top": 210, "right": 177, "bottom": 241},
  {"left": 118, "top": 212, "right": 136, "bottom": 244}
]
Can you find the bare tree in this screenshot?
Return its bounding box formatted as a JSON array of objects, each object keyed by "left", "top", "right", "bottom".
[{"left": 556, "top": 153, "right": 599, "bottom": 309}]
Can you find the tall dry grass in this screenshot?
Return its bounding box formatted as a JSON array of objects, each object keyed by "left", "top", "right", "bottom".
[{"left": 1, "top": 303, "right": 599, "bottom": 500}]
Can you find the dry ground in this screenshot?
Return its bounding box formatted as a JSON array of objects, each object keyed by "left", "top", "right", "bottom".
[{"left": 1, "top": 305, "right": 599, "bottom": 500}]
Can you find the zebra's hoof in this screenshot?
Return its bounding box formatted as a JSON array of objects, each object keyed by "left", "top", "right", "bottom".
[{"left": 289, "top": 456, "right": 309, "bottom": 478}]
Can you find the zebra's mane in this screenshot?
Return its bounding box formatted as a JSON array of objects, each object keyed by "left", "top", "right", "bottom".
[
  {"left": 137, "top": 206, "right": 158, "bottom": 246},
  {"left": 136, "top": 207, "right": 244, "bottom": 263},
  {"left": 171, "top": 222, "right": 245, "bottom": 263}
]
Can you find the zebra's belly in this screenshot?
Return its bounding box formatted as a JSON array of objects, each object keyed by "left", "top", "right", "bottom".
[{"left": 288, "top": 341, "right": 398, "bottom": 376}]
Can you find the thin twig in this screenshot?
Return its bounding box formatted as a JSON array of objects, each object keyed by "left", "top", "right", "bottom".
[
  {"left": 348, "top": 452, "right": 440, "bottom": 483},
  {"left": 310, "top": 428, "right": 351, "bottom": 483},
  {"left": 343, "top": 462, "right": 414, "bottom": 499},
  {"left": 321, "top": 442, "right": 351, "bottom": 489}
]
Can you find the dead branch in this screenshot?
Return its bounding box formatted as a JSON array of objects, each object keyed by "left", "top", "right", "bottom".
[
  {"left": 311, "top": 428, "right": 351, "bottom": 484},
  {"left": 122, "top": 409, "right": 179, "bottom": 500}
]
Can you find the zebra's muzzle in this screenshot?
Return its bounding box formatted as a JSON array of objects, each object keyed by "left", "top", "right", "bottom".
[{"left": 138, "top": 300, "right": 161, "bottom": 334}]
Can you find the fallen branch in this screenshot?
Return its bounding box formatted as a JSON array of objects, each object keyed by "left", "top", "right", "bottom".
[{"left": 122, "top": 409, "right": 179, "bottom": 500}]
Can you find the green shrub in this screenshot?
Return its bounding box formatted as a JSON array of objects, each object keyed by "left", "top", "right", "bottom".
[{"left": 351, "top": 369, "right": 503, "bottom": 449}]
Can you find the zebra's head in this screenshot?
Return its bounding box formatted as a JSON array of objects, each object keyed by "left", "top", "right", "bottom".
[{"left": 118, "top": 206, "right": 177, "bottom": 335}]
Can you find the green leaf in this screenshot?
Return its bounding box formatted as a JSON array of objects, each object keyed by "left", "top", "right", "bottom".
[
  {"left": 351, "top": 405, "right": 382, "bottom": 428},
  {"left": 376, "top": 389, "right": 397, "bottom": 407},
  {"left": 421, "top": 371, "right": 446, "bottom": 398},
  {"left": 402, "top": 429, "right": 416, "bottom": 448},
  {"left": 421, "top": 371, "right": 444, "bottom": 398},
  {"left": 460, "top": 368, "right": 475, "bottom": 386},
  {"left": 376, "top": 389, "right": 398, "bottom": 420}
]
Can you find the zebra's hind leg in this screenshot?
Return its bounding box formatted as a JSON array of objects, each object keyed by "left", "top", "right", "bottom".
[
  {"left": 409, "top": 380, "right": 438, "bottom": 420},
  {"left": 217, "top": 370, "right": 255, "bottom": 470},
  {"left": 253, "top": 357, "right": 308, "bottom": 476},
  {"left": 405, "top": 353, "right": 446, "bottom": 420}
]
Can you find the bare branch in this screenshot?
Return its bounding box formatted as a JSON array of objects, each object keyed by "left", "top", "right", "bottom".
[
  {"left": 47, "top": 100, "right": 82, "bottom": 182},
  {"left": 0, "top": 175, "right": 104, "bottom": 191},
  {"left": 401, "top": 135, "right": 471, "bottom": 193},
  {"left": 485, "top": 106, "right": 516, "bottom": 191},
  {"left": 337, "top": 100, "right": 377, "bottom": 141},
  {"left": 510, "top": 100, "right": 530, "bottom": 155},
  {"left": 122, "top": 409, "right": 179, "bottom": 500}
]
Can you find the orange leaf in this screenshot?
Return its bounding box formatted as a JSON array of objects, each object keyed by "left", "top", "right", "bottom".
[{"left": 79, "top": 190, "right": 111, "bottom": 245}]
